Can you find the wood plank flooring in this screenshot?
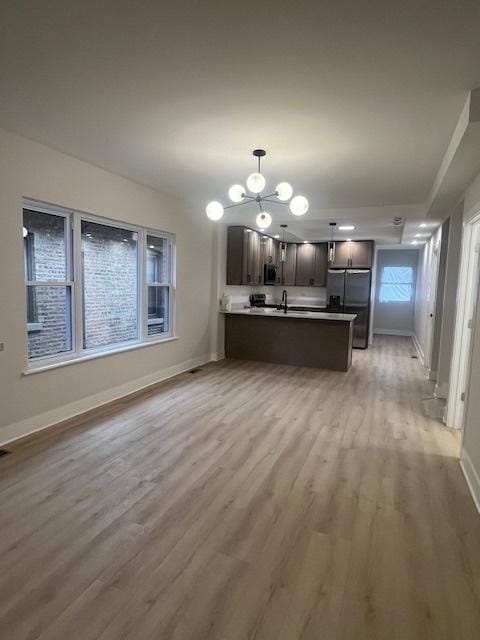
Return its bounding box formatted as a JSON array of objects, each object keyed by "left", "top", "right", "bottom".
[{"left": 1, "top": 335, "right": 480, "bottom": 640}]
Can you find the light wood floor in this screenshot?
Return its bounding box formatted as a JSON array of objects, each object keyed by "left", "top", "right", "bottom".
[{"left": 1, "top": 336, "right": 480, "bottom": 640}]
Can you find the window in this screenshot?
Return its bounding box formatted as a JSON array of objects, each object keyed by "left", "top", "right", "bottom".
[
  {"left": 23, "top": 201, "right": 175, "bottom": 368},
  {"left": 379, "top": 266, "right": 414, "bottom": 303},
  {"left": 23, "top": 209, "right": 73, "bottom": 360}
]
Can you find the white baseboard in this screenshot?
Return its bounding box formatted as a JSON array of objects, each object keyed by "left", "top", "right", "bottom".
[
  {"left": 373, "top": 329, "right": 413, "bottom": 336},
  {"left": 210, "top": 351, "right": 225, "bottom": 362},
  {"left": 460, "top": 448, "right": 480, "bottom": 515},
  {"left": 434, "top": 381, "right": 449, "bottom": 399},
  {"left": 412, "top": 334, "right": 425, "bottom": 365},
  {"left": 0, "top": 353, "right": 213, "bottom": 447}
]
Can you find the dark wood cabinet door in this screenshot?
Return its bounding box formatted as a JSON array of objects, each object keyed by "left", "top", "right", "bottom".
[
  {"left": 246, "top": 231, "right": 262, "bottom": 284},
  {"left": 227, "top": 226, "right": 246, "bottom": 285},
  {"left": 313, "top": 243, "right": 328, "bottom": 286},
  {"left": 350, "top": 240, "right": 373, "bottom": 268},
  {"left": 281, "top": 243, "right": 297, "bottom": 285},
  {"left": 295, "top": 243, "right": 315, "bottom": 286},
  {"left": 329, "top": 241, "right": 351, "bottom": 268}
]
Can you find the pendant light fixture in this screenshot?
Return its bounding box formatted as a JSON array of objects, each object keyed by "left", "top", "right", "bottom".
[
  {"left": 280, "top": 224, "right": 288, "bottom": 262},
  {"left": 205, "top": 149, "right": 309, "bottom": 228},
  {"left": 328, "top": 222, "right": 337, "bottom": 263}
]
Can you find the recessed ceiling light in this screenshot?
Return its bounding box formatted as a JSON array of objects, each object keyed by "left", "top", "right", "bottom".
[
  {"left": 419, "top": 223, "right": 427, "bottom": 228},
  {"left": 346, "top": 238, "right": 352, "bottom": 241},
  {"left": 411, "top": 240, "right": 418, "bottom": 245},
  {"left": 338, "top": 225, "right": 355, "bottom": 231},
  {"left": 274, "top": 234, "right": 280, "bottom": 239},
  {"left": 303, "top": 240, "right": 308, "bottom": 244},
  {"left": 245, "top": 228, "right": 252, "bottom": 232},
  {"left": 262, "top": 235, "right": 268, "bottom": 239}
]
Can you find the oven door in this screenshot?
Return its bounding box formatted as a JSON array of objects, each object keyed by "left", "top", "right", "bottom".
[{"left": 263, "top": 263, "right": 277, "bottom": 285}]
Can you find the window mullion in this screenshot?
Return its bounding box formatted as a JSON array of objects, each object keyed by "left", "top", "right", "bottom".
[{"left": 73, "top": 212, "right": 84, "bottom": 356}]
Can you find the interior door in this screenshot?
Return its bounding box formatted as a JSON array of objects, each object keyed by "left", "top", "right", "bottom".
[{"left": 425, "top": 242, "right": 440, "bottom": 370}]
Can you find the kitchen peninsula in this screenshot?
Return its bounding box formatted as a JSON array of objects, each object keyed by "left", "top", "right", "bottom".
[{"left": 223, "top": 308, "right": 357, "bottom": 371}]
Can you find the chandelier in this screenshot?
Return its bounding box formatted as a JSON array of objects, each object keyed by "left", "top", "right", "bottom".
[{"left": 205, "top": 149, "right": 309, "bottom": 229}]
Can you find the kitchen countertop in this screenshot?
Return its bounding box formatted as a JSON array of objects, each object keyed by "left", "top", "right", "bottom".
[{"left": 221, "top": 308, "right": 357, "bottom": 322}]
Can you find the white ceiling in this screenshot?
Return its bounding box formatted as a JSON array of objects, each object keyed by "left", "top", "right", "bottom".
[{"left": 1, "top": 1, "right": 480, "bottom": 243}]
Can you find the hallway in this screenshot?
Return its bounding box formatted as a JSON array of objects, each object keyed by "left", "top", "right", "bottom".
[{"left": 0, "top": 336, "right": 479, "bottom": 639}]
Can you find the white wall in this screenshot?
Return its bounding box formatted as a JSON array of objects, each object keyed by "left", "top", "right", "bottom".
[
  {"left": 373, "top": 248, "right": 419, "bottom": 335},
  {"left": 0, "top": 128, "right": 214, "bottom": 444}
]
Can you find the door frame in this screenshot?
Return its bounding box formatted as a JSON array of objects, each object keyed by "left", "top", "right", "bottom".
[
  {"left": 446, "top": 210, "right": 480, "bottom": 429},
  {"left": 424, "top": 239, "right": 441, "bottom": 375}
]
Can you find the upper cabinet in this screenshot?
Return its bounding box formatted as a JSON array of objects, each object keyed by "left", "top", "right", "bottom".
[
  {"left": 329, "top": 240, "right": 373, "bottom": 269},
  {"left": 295, "top": 243, "right": 327, "bottom": 286},
  {"left": 281, "top": 243, "right": 297, "bottom": 286},
  {"left": 227, "top": 227, "right": 373, "bottom": 286},
  {"left": 227, "top": 226, "right": 262, "bottom": 285},
  {"left": 350, "top": 240, "right": 373, "bottom": 268}
]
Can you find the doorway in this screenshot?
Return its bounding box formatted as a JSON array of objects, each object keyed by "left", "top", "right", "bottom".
[{"left": 446, "top": 213, "right": 480, "bottom": 429}]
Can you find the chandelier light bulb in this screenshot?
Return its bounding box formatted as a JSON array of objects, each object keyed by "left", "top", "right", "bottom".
[
  {"left": 247, "top": 172, "right": 266, "bottom": 194},
  {"left": 276, "top": 182, "right": 293, "bottom": 201},
  {"left": 205, "top": 201, "right": 224, "bottom": 221},
  {"left": 256, "top": 212, "right": 272, "bottom": 229},
  {"left": 228, "top": 184, "right": 245, "bottom": 203},
  {"left": 289, "top": 195, "right": 309, "bottom": 216}
]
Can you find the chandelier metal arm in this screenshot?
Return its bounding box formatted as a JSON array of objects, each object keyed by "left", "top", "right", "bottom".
[
  {"left": 261, "top": 198, "right": 289, "bottom": 205},
  {"left": 260, "top": 192, "right": 279, "bottom": 199},
  {"left": 223, "top": 200, "right": 254, "bottom": 210}
]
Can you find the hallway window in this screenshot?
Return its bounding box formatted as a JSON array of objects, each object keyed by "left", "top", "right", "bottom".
[{"left": 379, "top": 266, "right": 413, "bottom": 303}]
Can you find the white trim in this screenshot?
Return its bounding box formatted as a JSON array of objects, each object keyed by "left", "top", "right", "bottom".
[
  {"left": 434, "top": 381, "right": 449, "bottom": 399},
  {"left": 459, "top": 448, "right": 480, "bottom": 515},
  {"left": 2, "top": 353, "right": 212, "bottom": 447},
  {"left": 23, "top": 198, "right": 176, "bottom": 371},
  {"left": 373, "top": 328, "right": 413, "bottom": 336},
  {"left": 412, "top": 333, "right": 425, "bottom": 365},
  {"left": 446, "top": 211, "right": 480, "bottom": 428}
]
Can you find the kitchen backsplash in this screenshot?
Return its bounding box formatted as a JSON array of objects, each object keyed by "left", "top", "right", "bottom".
[{"left": 223, "top": 285, "right": 327, "bottom": 308}]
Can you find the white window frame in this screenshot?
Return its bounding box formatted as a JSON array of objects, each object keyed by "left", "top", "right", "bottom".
[
  {"left": 378, "top": 265, "right": 414, "bottom": 303},
  {"left": 23, "top": 198, "right": 176, "bottom": 372}
]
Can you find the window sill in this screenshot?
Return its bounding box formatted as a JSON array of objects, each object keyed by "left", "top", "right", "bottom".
[{"left": 23, "top": 335, "right": 179, "bottom": 376}]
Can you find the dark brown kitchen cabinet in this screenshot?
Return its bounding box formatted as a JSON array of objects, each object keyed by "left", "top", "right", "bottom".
[
  {"left": 328, "top": 241, "right": 351, "bottom": 268},
  {"left": 261, "top": 236, "right": 278, "bottom": 267},
  {"left": 244, "top": 229, "right": 262, "bottom": 284},
  {"left": 350, "top": 240, "right": 373, "bottom": 268},
  {"left": 226, "top": 226, "right": 262, "bottom": 285},
  {"left": 328, "top": 240, "right": 373, "bottom": 268},
  {"left": 313, "top": 243, "right": 328, "bottom": 286},
  {"left": 280, "top": 243, "right": 297, "bottom": 286},
  {"left": 295, "top": 243, "right": 315, "bottom": 286},
  {"left": 296, "top": 243, "right": 328, "bottom": 286}
]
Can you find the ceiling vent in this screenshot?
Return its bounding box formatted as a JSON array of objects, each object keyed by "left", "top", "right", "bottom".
[{"left": 392, "top": 217, "right": 404, "bottom": 226}]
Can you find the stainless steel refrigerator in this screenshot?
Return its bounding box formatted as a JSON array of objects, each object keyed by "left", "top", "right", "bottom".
[{"left": 326, "top": 269, "right": 371, "bottom": 349}]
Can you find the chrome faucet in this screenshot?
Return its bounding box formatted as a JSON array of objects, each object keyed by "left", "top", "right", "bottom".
[{"left": 281, "top": 289, "right": 288, "bottom": 314}]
